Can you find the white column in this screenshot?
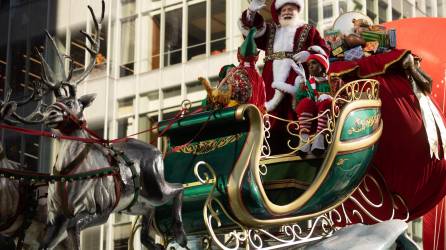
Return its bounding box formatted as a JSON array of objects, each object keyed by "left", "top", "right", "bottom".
[
  {"left": 159, "top": 0, "right": 166, "bottom": 68},
  {"left": 387, "top": 0, "right": 393, "bottom": 21},
  {"left": 231, "top": 0, "right": 243, "bottom": 54},
  {"left": 206, "top": 0, "right": 211, "bottom": 56},
  {"left": 181, "top": 0, "right": 187, "bottom": 99},
  {"left": 431, "top": 0, "right": 438, "bottom": 16},
  {"left": 412, "top": 0, "right": 416, "bottom": 17},
  {"left": 346, "top": 0, "right": 353, "bottom": 11},
  {"left": 317, "top": 0, "right": 323, "bottom": 31},
  {"left": 333, "top": 0, "right": 340, "bottom": 20},
  {"left": 226, "top": 0, "right": 232, "bottom": 54},
  {"left": 106, "top": 0, "right": 122, "bottom": 249},
  {"left": 304, "top": 0, "right": 309, "bottom": 22},
  {"left": 361, "top": 0, "right": 367, "bottom": 14},
  {"left": 134, "top": 0, "right": 142, "bottom": 140},
  {"left": 100, "top": 0, "right": 115, "bottom": 248},
  {"left": 441, "top": 0, "right": 446, "bottom": 16},
  {"left": 157, "top": 88, "right": 164, "bottom": 149}
]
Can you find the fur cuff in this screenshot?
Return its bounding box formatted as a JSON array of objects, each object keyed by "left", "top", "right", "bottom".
[
  {"left": 317, "top": 94, "right": 332, "bottom": 102},
  {"left": 308, "top": 45, "right": 327, "bottom": 57},
  {"left": 272, "top": 81, "right": 297, "bottom": 95},
  {"left": 294, "top": 75, "right": 305, "bottom": 85}
]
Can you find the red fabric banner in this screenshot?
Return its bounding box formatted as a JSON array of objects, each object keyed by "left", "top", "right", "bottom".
[
  {"left": 381, "top": 18, "right": 446, "bottom": 249},
  {"left": 423, "top": 198, "right": 445, "bottom": 250},
  {"left": 329, "top": 49, "right": 446, "bottom": 222}
]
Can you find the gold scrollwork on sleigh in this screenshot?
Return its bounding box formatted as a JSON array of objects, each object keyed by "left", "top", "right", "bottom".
[
  {"left": 347, "top": 114, "right": 381, "bottom": 135},
  {"left": 179, "top": 134, "right": 242, "bottom": 155}
]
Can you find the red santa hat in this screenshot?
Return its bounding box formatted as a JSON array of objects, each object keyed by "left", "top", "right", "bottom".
[
  {"left": 307, "top": 53, "right": 329, "bottom": 73},
  {"left": 271, "top": 0, "right": 304, "bottom": 24}
]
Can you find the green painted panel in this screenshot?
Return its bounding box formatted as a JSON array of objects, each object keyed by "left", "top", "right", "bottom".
[
  {"left": 158, "top": 107, "right": 238, "bottom": 135},
  {"left": 155, "top": 177, "right": 233, "bottom": 234},
  {"left": 240, "top": 159, "right": 322, "bottom": 219},
  {"left": 163, "top": 133, "right": 247, "bottom": 184},
  {"left": 340, "top": 108, "right": 381, "bottom": 141},
  {"left": 296, "top": 145, "right": 376, "bottom": 214}
]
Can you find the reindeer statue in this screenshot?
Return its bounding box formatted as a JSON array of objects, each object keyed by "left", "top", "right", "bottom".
[
  {"left": 0, "top": 99, "right": 68, "bottom": 250},
  {"left": 36, "top": 2, "right": 186, "bottom": 249},
  {"left": 0, "top": 103, "right": 25, "bottom": 249}
]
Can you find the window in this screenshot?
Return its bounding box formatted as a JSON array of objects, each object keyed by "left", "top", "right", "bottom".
[
  {"left": 323, "top": 4, "right": 333, "bottom": 18},
  {"left": 438, "top": 0, "right": 444, "bottom": 17},
  {"left": 339, "top": 1, "right": 348, "bottom": 13},
  {"left": 353, "top": 0, "right": 363, "bottom": 11},
  {"left": 308, "top": 0, "right": 319, "bottom": 26},
  {"left": 120, "top": 18, "right": 136, "bottom": 77},
  {"left": 403, "top": 0, "right": 413, "bottom": 17},
  {"left": 117, "top": 118, "right": 130, "bottom": 138},
  {"left": 164, "top": 8, "right": 182, "bottom": 67},
  {"left": 378, "top": 1, "right": 388, "bottom": 23},
  {"left": 121, "top": 0, "right": 136, "bottom": 17},
  {"left": 138, "top": 114, "right": 158, "bottom": 145},
  {"left": 211, "top": 0, "right": 226, "bottom": 55},
  {"left": 151, "top": 14, "right": 161, "bottom": 70},
  {"left": 80, "top": 226, "right": 101, "bottom": 250},
  {"left": 163, "top": 85, "right": 181, "bottom": 99},
  {"left": 392, "top": 8, "right": 402, "bottom": 19},
  {"left": 186, "top": 80, "right": 205, "bottom": 94},
  {"left": 188, "top": 2, "right": 206, "bottom": 60}
]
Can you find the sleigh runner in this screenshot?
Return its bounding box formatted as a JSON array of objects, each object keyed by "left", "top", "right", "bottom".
[{"left": 154, "top": 79, "right": 382, "bottom": 242}]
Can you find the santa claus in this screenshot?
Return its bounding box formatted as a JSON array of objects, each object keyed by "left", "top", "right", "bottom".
[{"left": 239, "top": 0, "right": 330, "bottom": 153}]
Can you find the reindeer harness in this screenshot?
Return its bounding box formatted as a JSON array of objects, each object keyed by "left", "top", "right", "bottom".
[{"left": 51, "top": 101, "right": 141, "bottom": 217}]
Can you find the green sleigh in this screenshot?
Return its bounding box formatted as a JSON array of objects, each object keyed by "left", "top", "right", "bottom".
[{"left": 153, "top": 79, "right": 382, "bottom": 244}]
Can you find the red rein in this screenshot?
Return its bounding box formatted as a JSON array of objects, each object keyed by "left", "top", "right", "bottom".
[{"left": 0, "top": 104, "right": 203, "bottom": 146}]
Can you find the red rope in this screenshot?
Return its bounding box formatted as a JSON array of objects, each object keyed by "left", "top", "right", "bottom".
[
  {"left": 162, "top": 109, "right": 213, "bottom": 159},
  {"left": 0, "top": 106, "right": 204, "bottom": 145}
]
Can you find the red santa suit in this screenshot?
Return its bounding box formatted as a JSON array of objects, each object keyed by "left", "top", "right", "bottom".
[{"left": 239, "top": 0, "right": 330, "bottom": 153}]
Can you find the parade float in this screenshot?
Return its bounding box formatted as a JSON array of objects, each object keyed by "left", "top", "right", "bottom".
[{"left": 0, "top": 1, "right": 445, "bottom": 249}]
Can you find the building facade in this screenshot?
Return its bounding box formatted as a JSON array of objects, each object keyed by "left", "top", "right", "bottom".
[{"left": 1, "top": 0, "right": 445, "bottom": 249}]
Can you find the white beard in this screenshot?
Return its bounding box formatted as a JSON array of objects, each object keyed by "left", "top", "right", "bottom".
[
  {"left": 269, "top": 14, "right": 306, "bottom": 95},
  {"left": 278, "top": 15, "right": 305, "bottom": 28}
]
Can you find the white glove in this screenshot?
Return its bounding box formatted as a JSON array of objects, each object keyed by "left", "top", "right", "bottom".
[
  {"left": 248, "top": 0, "right": 266, "bottom": 12},
  {"left": 265, "top": 90, "right": 284, "bottom": 112},
  {"left": 292, "top": 50, "right": 310, "bottom": 64}
]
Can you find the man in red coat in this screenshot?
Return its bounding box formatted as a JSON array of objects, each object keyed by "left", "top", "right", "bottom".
[{"left": 239, "top": 0, "right": 330, "bottom": 153}]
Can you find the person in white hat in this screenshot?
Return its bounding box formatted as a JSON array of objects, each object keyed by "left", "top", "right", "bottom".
[
  {"left": 294, "top": 53, "right": 332, "bottom": 155},
  {"left": 240, "top": 0, "right": 330, "bottom": 153}
]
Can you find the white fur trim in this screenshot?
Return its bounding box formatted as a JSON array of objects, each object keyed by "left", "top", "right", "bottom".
[
  {"left": 273, "top": 58, "right": 293, "bottom": 89},
  {"left": 308, "top": 45, "right": 327, "bottom": 57},
  {"left": 311, "top": 134, "right": 326, "bottom": 151},
  {"left": 275, "top": 0, "right": 304, "bottom": 12},
  {"left": 294, "top": 75, "right": 305, "bottom": 85},
  {"left": 274, "top": 26, "right": 298, "bottom": 51},
  {"left": 298, "top": 133, "right": 311, "bottom": 153},
  {"left": 293, "top": 50, "right": 310, "bottom": 63},
  {"left": 318, "top": 94, "right": 332, "bottom": 102},
  {"left": 238, "top": 19, "right": 266, "bottom": 38},
  {"left": 272, "top": 81, "right": 297, "bottom": 95},
  {"left": 265, "top": 90, "right": 284, "bottom": 112},
  {"left": 265, "top": 99, "right": 278, "bottom": 112}
]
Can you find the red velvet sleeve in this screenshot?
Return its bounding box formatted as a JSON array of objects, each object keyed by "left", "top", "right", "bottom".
[
  {"left": 308, "top": 27, "right": 331, "bottom": 56},
  {"left": 240, "top": 10, "right": 268, "bottom": 51}
]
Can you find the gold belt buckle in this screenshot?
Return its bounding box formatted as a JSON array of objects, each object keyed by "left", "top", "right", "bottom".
[{"left": 276, "top": 51, "right": 286, "bottom": 59}]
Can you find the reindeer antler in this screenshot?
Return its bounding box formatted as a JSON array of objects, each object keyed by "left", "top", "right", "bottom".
[
  {"left": 34, "top": 0, "right": 105, "bottom": 99},
  {"left": 0, "top": 81, "right": 49, "bottom": 125},
  {"left": 69, "top": 0, "right": 105, "bottom": 94}
]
